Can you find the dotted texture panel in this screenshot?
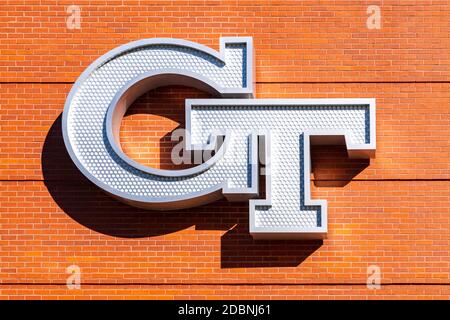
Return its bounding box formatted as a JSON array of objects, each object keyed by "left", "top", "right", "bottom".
[
  {"left": 67, "top": 41, "right": 370, "bottom": 231},
  {"left": 191, "top": 105, "right": 370, "bottom": 229},
  {"left": 67, "top": 44, "right": 248, "bottom": 199}
]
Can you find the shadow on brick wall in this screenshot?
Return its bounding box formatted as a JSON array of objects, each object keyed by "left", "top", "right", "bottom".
[
  {"left": 42, "top": 114, "right": 322, "bottom": 268},
  {"left": 41, "top": 86, "right": 368, "bottom": 269},
  {"left": 311, "top": 146, "right": 370, "bottom": 187}
]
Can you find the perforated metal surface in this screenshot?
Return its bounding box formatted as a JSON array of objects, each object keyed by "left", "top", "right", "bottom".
[
  {"left": 63, "top": 37, "right": 376, "bottom": 239},
  {"left": 191, "top": 105, "right": 368, "bottom": 228},
  {"left": 64, "top": 38, "right": 254, "bottom": 203},
  {"left": 189, "top": 99, "right": 375, "bottom": 238}
]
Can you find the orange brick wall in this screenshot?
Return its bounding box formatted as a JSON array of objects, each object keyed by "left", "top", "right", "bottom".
[{"left": 1, "top": 1, "right": 449, "bottom": 299}]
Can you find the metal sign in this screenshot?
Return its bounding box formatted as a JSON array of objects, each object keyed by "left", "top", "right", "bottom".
[{"left": 63, "top": 37, "right": 376, "bottom": 239}]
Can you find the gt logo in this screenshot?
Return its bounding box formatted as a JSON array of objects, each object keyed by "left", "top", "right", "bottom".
[{"left": 63, "top": 37, "right": 376, "bottom": 239}]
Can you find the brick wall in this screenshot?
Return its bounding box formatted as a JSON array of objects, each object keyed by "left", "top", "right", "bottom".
[{"left": 1, "top": 0, "right": 449, "bottom": 299}]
